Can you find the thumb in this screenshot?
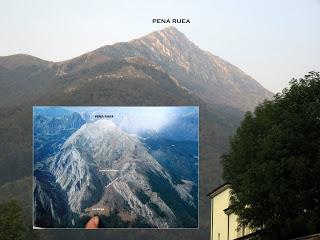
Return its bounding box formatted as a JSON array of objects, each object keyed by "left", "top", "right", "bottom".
[{"left": 85, "top": 216, "right": 99, "bottom": 229}]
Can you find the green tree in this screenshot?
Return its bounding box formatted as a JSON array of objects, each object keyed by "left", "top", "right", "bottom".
[
  {"left": 0, "top": 200, "right": 27, "bottom": 240},
  {"left": 222, "top": 72, "right": 320, "bottom": 239}
]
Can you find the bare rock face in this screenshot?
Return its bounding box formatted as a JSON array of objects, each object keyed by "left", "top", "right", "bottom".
[{"left": 47, "top": 120, "right": 197, "bottom": 227}]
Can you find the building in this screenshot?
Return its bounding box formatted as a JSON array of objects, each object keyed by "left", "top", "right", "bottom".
[{"left": 207, "top": 183, "right": 256, "bottom": 240}]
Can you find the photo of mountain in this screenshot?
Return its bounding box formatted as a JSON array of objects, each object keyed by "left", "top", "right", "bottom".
[{"left": 33, "top": 106, "right": 199, "bottom": 229}]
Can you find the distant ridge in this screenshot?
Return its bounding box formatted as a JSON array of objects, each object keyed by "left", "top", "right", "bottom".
[{"left": 0, "top": 54, "right": 52, "bottom": 69}]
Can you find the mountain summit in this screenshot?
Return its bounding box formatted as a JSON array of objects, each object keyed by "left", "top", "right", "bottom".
[{"left": 132, "top": 27, "right": 273, "bottom": 110}]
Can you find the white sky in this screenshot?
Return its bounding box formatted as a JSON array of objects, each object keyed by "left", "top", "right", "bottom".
[{"left": 1, "top": 0, "right": 320, "bottom": 93}]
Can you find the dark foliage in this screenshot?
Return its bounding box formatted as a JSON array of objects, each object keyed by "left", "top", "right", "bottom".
[
  {"left": 0, "top": 200, "right": 36, "bottom": 240},
  {"left": 223, "top": 72, "right": 320, "bottom": 239}
]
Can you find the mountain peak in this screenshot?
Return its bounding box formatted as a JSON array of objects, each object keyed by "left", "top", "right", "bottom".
[
  {"left": 92, "top": 119, "right": 117, "bottom": 129},
  {"left": 136, "top": 26, "right": 190, "bottom": 46},
  {"left": 157, "top": 26, "right": 181, "bottom": 34}
]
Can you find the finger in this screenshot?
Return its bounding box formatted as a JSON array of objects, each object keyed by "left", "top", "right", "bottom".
[{"left": 85, "top": 216, "right": 99, "bottom": 229}]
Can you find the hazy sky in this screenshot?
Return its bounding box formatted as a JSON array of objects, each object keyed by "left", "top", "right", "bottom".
[
  {"left": 1, "top": 0, "right": 319, "bottom": 93},
  {"left": 36, "top": 106, "right": 198, "bottom": 133}
]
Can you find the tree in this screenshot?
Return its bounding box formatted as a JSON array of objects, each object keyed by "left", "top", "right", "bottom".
[
  {"left": 222, "top": 72, "right": 320, "bottom": 239},
  {"left": 0, "top": 200, "right": 27, "bottom": 240}
]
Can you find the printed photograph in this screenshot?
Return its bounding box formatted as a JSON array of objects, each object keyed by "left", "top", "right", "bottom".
[{"left": 33, "top": 106, "right": 199, "bottom": 228}]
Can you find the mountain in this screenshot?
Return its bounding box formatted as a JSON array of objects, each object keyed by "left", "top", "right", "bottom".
[
  {"left": 34, "top": 119, "right": 198, "bottom": 228},
  {"left": 34, "top": 112, "right": 85, "bottom": 135},
  {"left": 34, "top": 112, "right": 86, "bottom": 162},
  {"left": 0, "top": 27, "right": 272, "bottom": 111},
  {"left": 57, "top": 27, "right": 273, "bottom": 111},
  {"left": 154, "top": 111, "right": 199, "bottom": 141},
  {"left": 0, "top": 27, "right": 273, "bottom": 238},
  {"left": 33, "top": 107, "right": 73, "bottom": 118}
]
